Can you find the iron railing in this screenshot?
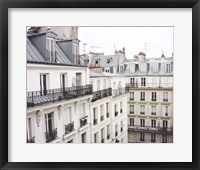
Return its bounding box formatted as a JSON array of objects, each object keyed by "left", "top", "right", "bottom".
[
  {"left": 64, "top": 122, "right": 74, "bottom": 134},
  {"left": 45, "top": 128, "right": 57, "bottom": 143},
  {"left": 91, "top": 88, "right": 112, "bottom": 102},
  {"left": 126, "top": 83, "right": 173, "bottom": 89},
  {"left": 80, "top": 116, "right": 88, "bottom": 127},
  {"left": 128, "top": 125, "right": 173, "bottom": 134},
  {"left": 112, "top": 88, "right": 128, "bottom": 97},
  {"left": 27, "top": 84, "right": 93, "bottom": 107}
]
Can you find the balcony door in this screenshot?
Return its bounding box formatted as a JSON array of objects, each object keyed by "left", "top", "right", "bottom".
[
  {"left": 163, "top": 120, "right": 168, "bottom": 129},
  {"left": 45, "top": 112, "right": 54, "bottom": 132},
  {"left": 60, "top": 73, "right": 68, "bottom": 90},
  {"left": 76, "top": 73, "right": 82, "bottom": 86},
  {"left": 40, "top": 74, "right": 48, "bottom": 95}
]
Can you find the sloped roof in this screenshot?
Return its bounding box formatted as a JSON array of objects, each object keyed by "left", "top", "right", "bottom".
[{"left": 91, "top": 55, "right": 119, "bottom": 67}]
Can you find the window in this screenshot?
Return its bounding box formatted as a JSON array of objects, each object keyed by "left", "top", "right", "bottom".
[
  {"left": 100, "top": 105, "right": 104, "bottom": 121},
  {"left": 114, "top": 104, "right": 118, "bottom": 117},
  {"left": 163, "top": 120, "right": 168, "bottom": 129},
  {"left": 151, "top": 106, "right": 156, "bottom": 115},
  {"left": 81, "top": 132, "right": 86, "bottom": 143},
  {"left": 165, "top": 106, "right": 168, "bottom": 116},
  {"left": 130, "top": 119, "right": 134, "bottom": 126},
  {"left": 45, "top": 112, "right": 54, "bottom": 132},
  {"left": 101, "top": 128, "right": 105, "bottom": 143},
  {"left": 166, "top": 63, "right": 171, "bottom": 72},
  {"left": 163, "top": 92, "right": 168, "bottom": 101},
  {"left": 67, "top": 107, "right": 72, "bottom": 123},
  {"left": 120, "top": 102, "right": 123, "bottom": 113},
  {"left": 93, "top": 107, "right": 98, "bottom": 125},
  {"left": 40, "top": 73, "right": 49, "bottom": 95},
  {"left": 140, "top": 105, "right": 145, "bottom": 115},
  {"left": 140, "top": 92, "right": 145, "bottom": 101},
  {"left": 82, "top": 103, "right": 86, "bottom": 117},
  {"left": 27, "top": 118, "right": 33, "bottom": 141},
  {"left": 162, "top": 134, "right": 167, "bottom": 143},
  {"left": 95, "top": 59, "right": 99, "bottom": 64},
  {"left": 115, "top": 124, "right": 118, "bottom": 137},
  {"left": 130, "top": 105, "right": 134, "bottom": 114},
  {"left": 130, "top": 78, "right": 135, "bottom": 85},
  {"left": 130, "top": 92, "right": 134, "bottom": 100},
  {"left": 152, "top": 92, "right": 157, "bottom": 101},
  {"left": 46, "top": 38, "right": 55, "bottom": 62},
  {"left": 141, "top": 78, "right": 146, "bottom": 86},
  {"left": 107, "top": 124, "right": 110, "bottom": 140},
  {"left": 140, "top": 132, "right": 145, "bottom": 141},
  {"left": 121, "top": 121, "right": 123, "bottom": 132},
  {"left": 140, "top": 119, "right": 145, "bottom": 127},
  {"left": 75, "top": 73, "right": 82, "bottom": 86},
  {"left": 97, "top": 80, "right": 100, "bottom": 91},
  {"left": 151, "top": 133, "right": 156, "bottom": 142},
  {"left": 151, "top": 120, "right": 156, "bottom": 128},
  {"left": 60, "top": 73, "right": 68, "bottom": 89},
  {"left": 94, "top": 132, "right": 98, "bottom": 143},
  {"left": 106, "top": 102, "right": 109, "bottom": 118}
]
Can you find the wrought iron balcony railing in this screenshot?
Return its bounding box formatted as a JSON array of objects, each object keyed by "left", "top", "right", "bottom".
[
  {"left": 112, "top": 88, "right": 128, "bottom": 97},
  {"left": 27, "top": 136, "right": 35, "bottom": 143},
  {"left": 65, "top": 122, "right": 74, "bottom": 134},
  {"left": 91, "top": 88, "right": 112, "bottom": 102},
  {"left": 126, "top": 83, "right": 173, "bottom": 89},
  {"left": 128, "top": 125, "right": 173, "bottom": 134},
  {"left": 45, "top": 128, "right": 57, "bottom": 143},
  {"left": 27, "top": 84, "right": 93, "bottom": 107},
  {"left": 80, "top": 116, "right": 88, "bottom": 128}
]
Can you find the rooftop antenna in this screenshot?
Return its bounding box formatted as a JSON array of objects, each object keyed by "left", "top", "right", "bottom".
[{"left": 90, "top": 45, "right": 101, "bottom": 52}]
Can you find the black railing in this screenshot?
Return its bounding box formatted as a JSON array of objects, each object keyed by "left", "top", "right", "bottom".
[
  {"left": 140, "top": 98, "right": 145, "bottom": 101},
  {"left": 115, "top": 111, "right": 118, "bottom": 117},
  {"left": 128, "top": 125, "right": 173, "bottom": 134},
  {"left": 93, "top": 119, "right": 98, "bottom": 125},
  {"left": 106, "top": 112, "right": 110, "bottom": 118},
  {"left": 101, "top": 115, "right": 104, "bottom": 121},
  {"left": 107, "top": 134, "right": 110, "bottom": 140},
  {"left": 126, "top": 83, "right": 173, "bottom": 89},
  {"left": 65, "top": 122, "right": 74, "bottom": 134},
  {"left": 80, "top": 116, "right": 88, "bottom": 127},
  {"left": 130, "top": 111, "right": 134, "bottom": 114},
  {"left": 27, "top": 136, "right": 35, "bottom": 143},
  {"left": 91, "top": 88, "right": 112, "bottom": 102},
  {"left": 27, "top": 84, "right": 93, "bottom": 107},
  {"left": 151, "top": 112, "right": 156, "bottom": 115},
  {"left": 112, "top": 88, "right": 128, "bottom": 97},
  {"left": 151, "top": 98, "right": 157, "bottom": 102},
  {"left": 45, "top": 128, "right": 57, "bottom": 143}
]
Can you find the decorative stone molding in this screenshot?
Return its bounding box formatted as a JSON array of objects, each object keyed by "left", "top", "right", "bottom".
[
  {"left": 58, "top": 105, "right": 64, "bottom": 120},
  {"left": 35, "top": 110, "right": 43, "bottom": 127}
]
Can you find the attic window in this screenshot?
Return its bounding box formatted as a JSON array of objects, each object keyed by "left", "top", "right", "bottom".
[
  {"left": 106, "top": 58, "right": 112, "bottom": 63},
  {"left": 46, "top": 37, "right": 55, "bottom": 62},
  {"left": 95, "top": 58, "right": 100, "bottom": 64}
]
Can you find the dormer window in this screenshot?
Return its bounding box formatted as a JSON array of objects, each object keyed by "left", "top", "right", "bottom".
[
  {"left": 95, "top": 58, "right": 100, "bottom": 64},
  {"left": 46, "top": 37, "right": 55, "bottom": 62},
  {"left": 166, "top": 63, "right": 171, "bottom": 72}
]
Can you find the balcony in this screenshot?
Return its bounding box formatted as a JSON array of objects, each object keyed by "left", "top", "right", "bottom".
[
  {"left": 27, "top": 136, "right": 35, "bottom": 143},
  {"left": 126, "top": 83, "right": 173, "bottom": 89},
  {"left": 128, "top": 125, "right": 173, "bottom": 135},
  {"left": 112, "top": 88, "right": 128, "bottom": 97},
  {"left": 106, "top": 112, "right": 110, "bottom": 118},
  {"left": 151, "top": 112, "right": 156, "bottom": 116},
  {"left": 107, "top": 134, "right": 110, "bottom": 140},
  {"left": 27, "top": 84, "right": 93, "bottom": 107},
  {"left": 93, "top": 119, "right": 98, "bottom": 125},
  {"left": 101, "top": 115, "right": 104, "bottom": 121},
  {"left": 115, "top": 111, "right": 118, "bottom": 117},
  {"left": 45, "top": 128, "right": 57, "bottom": 143},
  {"left": 129, "top": 111, "right": 134, "bottom": 114},
  {"left": 130, "top": 98, "right": 134, "bottom": 101},
  {"left": 101, "top": 139, "right": 105, "bottom": 143},
  {"left": 80, "top": 116, "right": 88, "bottom": 128},
  {"left": 140, "top": 98, "right": 145, "bottom": 101},
  {"left": 64, "top": 122, "right": 74, "bottom": 134},
  {"left": 151, "top": 98, "right": 157, "bottom": 102},
  {"left": 91, "top": 88, "right": 112, "bottom": 102}
]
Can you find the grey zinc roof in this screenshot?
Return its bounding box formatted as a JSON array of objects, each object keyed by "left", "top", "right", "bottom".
[
  {"left": 91, "top": 55, "right": 119, "bottom": 67},
  {"left": 27, "top": 38, "right": 45, "bottom": 62},
  {"left": 55, "top": 43, "right": 72, "bottom": 64}
]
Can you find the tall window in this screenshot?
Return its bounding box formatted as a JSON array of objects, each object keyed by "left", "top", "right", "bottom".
[
  {"left": 106, "top": 102, "right": 109, "bottom": 118},
  {"left": 45, "top": 112, "right": 54, "bottom": 132},
  {"left": 130, "top": 118, "right": 134, "bottom": 126},
  {"left": 93, "top": 107, "right": 97, "bottom": 125},
  {"left": 114, "top": 104, "right": 118, "bottom": 117},
  {"left": 60, "top": 73, "right": 68, "bottom": 89},
  {"left": 165, "top": 106, "right": 168, "bottom": 116},
  {"left": 100, "top": 104, "right": 104, "bottom": 121},
  {"left": 121, "top": 121, "right": 123, "bottom": 132},
  {"left": 67, "top": 107, "right": 72, "bottom": 123},
  {"left": 81, "top": 132, "right": 86, "bottom": 143},
  {"left": 163, "top": 92, "right": 168, "bottom": 101},
  {"left": 151, "top": 120, "right": 156, "bottom": 128},
  {"left": 101, "top": 128, "right": 105, "bottom": 143},
  {"left": 107, "top": 124, "right": 110, "bottom": 140},
  {"left": 151, "top": 133, "right": 156, "bottom": 142},
  {"left": 152, "top": 92, "right": 157, "bottom": 101},
  {"left": 115, "top": 124, "right": 118, "bottom": 137},
  {"left": 141, "top": 78, "right": 146, "bottom": 86},
  {"left": 46, "top": 38, "right": 55, "bottom": 62},
  {"left": 40, "top": 73, "right": 49, "bottom": 95},
  {"left": 94, "top": 132, "right": 98, "bottom": 143},
  {"left": 120, "top": 102, "right": 123, "bottom": 113},
  {"left": 140, "top": 132, "right": 145, "bottom": 141},
  {"left": 140, "top": 119, "right": 145, "bottom": 127},
  {"left": 76, "top": 73, "right": 82, "bottom": 86},
  {"left": 163, "top": 120, "right": 168, "bottom": 129},
  {"left": 130, "top": 92, "right": 134, "bottom": 100},
  {"left": 140, "top": 92, "right": 145, "bottom": 101},
  {"left": 82, "top": 103, "right": 86, "bottom": 117},
  {"left": 130, "top": 105, "right": 134, "bottom": 114},
  {"left": 140, "top": 105, "right": 145, "bottom": 115},
  {"left": 27, "top": 118, "right": 33, "bottom": 140},
  {"left": 151, "top": 106, "right": 156, "bottom": 115},
  {"left": 130, "top": 78, "right": 135, "bottom": 85},
  {"left": 166, "top": 63, "right": 171, "bottom": 72}
]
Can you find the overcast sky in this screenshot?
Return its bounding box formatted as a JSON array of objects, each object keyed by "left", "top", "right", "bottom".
[{"left": 78, "top": 27, "right": 173, "bottom": 59}]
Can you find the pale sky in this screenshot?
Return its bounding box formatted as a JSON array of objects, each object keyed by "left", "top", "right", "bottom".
[{"left": 78, "top": 27, "right": 173, "bottom": 59}]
